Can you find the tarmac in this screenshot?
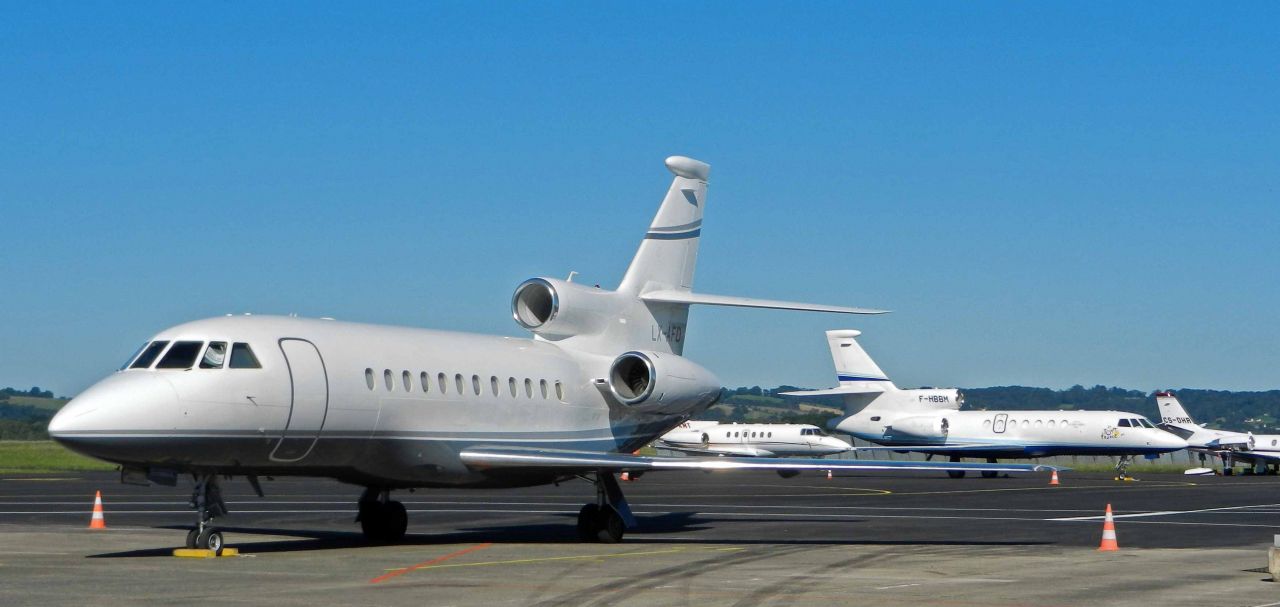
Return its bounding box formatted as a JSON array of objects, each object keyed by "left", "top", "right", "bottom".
[{"left": 2, "top": 469, "right": 1278, "bottom": 606}]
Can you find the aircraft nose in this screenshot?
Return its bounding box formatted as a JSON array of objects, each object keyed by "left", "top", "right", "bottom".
[
  {"left": 49, "top": 373, "right": 177, "bottom": 462},
  {"left": 1152, "top": 430, "right": 1188, "bottom": 450}
]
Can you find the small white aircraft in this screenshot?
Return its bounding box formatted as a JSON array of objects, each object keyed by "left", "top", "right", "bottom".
[
  {"left": 655, "top": 421, "right": 852, "bottom": 457},
  {"left": 1156, "top": 391, "right": 1280, "bottom": 474},
  {"left": 49, "top": 156, "right": 1053, "bottom": 551},
  {"left": 785, "top": 330, "right": 1186, "bottom": 479}
]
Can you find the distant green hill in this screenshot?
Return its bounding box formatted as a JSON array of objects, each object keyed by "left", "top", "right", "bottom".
[{"left": 0, "top": 388, "right": 66, "bottom": 440}]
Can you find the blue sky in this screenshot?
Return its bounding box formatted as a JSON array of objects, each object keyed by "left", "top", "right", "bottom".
[{"left": 2, "top": 3, "right": 1277, "bottom": 397}]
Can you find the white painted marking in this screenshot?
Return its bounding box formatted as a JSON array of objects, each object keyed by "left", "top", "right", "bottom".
[{"left": 1050, "top": 502, "right": 1280, "bottom": 521}]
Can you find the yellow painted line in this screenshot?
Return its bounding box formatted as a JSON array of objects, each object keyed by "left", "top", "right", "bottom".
[
  {"left": 382, "top": 546, "right": 743, "bottom": 573},
  {"left": 173, "top": 547, "right": 240, "bottom": 558}
]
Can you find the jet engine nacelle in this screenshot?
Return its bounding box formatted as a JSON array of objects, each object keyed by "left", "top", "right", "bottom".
[
  {"left": 607, "top": 350, "right": 721, "bottom": 414},
  {"left": 886, "top": 415, "right": 950, "bottom": 440},
  {"left": 511, "top": 277, "right": 620, "bottom": 338}
]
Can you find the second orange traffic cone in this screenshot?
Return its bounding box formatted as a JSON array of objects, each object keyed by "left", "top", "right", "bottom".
[
  {"left": 88, "top": 491, "right": 106, "bottom": 530},
  {"left": 1097, "top": 503, "right": 1118, "bottom": 551},
  {"left": 1049, "top": 470, "right": 1060, "bottom": 485}
]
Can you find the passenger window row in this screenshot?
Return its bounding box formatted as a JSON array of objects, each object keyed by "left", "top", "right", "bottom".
[
  {"left": 364, "top": 367, "right": 566, "bottom": 402},
  {"left": 126, "top": 340, "right": 261, "bottom": 371}
]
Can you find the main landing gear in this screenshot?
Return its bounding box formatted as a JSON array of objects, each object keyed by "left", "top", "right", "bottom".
[
  {"left": 947, "top": 455, "right": 966, "bottom": 479},
  {"left": 577, "top": 471, "right": 637, "bottom": 543},
  {"left": 981, "top": 458, "right": 1000, "bottom": 479},
  {"left": 186, "top": 474, "right": 229, "bottom": 553},
  {"left": 357, "top": 487, "right": 408, "bottom": 543}
]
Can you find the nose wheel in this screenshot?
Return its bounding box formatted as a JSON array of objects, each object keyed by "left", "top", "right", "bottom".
[
  {"left": 1114, "top": 455, "right": 1134, "bottom": 480},
  {"left": 185, "top": 474, "right": 229, "bottom": 553},
  {"left": 357, "top": 488, "right": 408, "bottom": 543}
]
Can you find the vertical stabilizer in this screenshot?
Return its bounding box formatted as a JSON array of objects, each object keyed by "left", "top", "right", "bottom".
[
  {"left": 826, "top": 330, "right": 897, "bottom": 390},
  {"left": 1156, "top": 391, "right": 1195, "bottom": 426},
  {"left": 617, "top": 156, "right": 709, "bottom": 295}
]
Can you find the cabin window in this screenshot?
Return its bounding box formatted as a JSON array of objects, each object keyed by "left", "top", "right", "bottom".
[
  {"left": 734, "top": 432, "right": 740, "bottom": 438},
  {"left": 130, "top": 341, "right": 170, "bottom": 369},
  {"left": 983, "top": 420, "right": 991, "bottom": 429},
  {"left": 490, "top": 376, "right": 499, "bottom": 396},
  {"left": 455, "top": 374, "right": 464, "bottom": 394},
  {"left": 1047, "top": 420, "right": 1055, "bottom": 428},
  {"left": 384, "top": 369, "right": 393, "bottom": 391},
  {"left": 420, "top": 372, "right": 430, "bottom": 393},
  {"left": 438, "top": 372, "right": 447, "bottom": 393},
  {"left": 229, "top": 343, "right": 261, "bottom": 369},
  {"left": 365, "top": 368, "right": 375, "bottom": 390},
  {"left": 1034, "top": 420, "right": 1043, "bottom": 428},
  {"left": 509, "top": 377, "right": 517, "bottom": 397},
  {"left": 1021, "top": 420, "right": 1030, "bottom": 428},
  {"left": 870, "top": 416, "right": 881, "bottom": 422},
  {"left": 768, "top": 432, "right": 772, "bottom": 438},
  {"left": 199, "top": 342, "right": 227, "bottom": 369},
  {"left": 472, "top": 374, "right": 481, "bottom": 395},
  {"left": 524, "top": 378, "right": 533, "bottom": 398},
  {"left": 539, "top": 379, "right": 548, "bottom": 399},
  {"left": 1118, "top": 419, "right": 1131, "bottom": 427},
  {"left": 555, "top": 381, "right": 564, "bottom": 401},
  {"left": 1061, "top": 420, "right": 1068, "bottom": 427},
  {"left": 157, "top": 341, "right": 204, "bottom": 369}
]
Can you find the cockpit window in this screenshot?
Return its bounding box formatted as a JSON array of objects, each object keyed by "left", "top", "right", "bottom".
[
  {"left": 229, "top": 343, "right": 261, "bottom": 369},
  {"left": 1117, "top": 419, "right": 1131, "bottom": 427},
  {"left": 156, "top": 341, "right": 204, "bottom": 369},
  {"left": 1137, "top": 418, "right": 1155, "bottom": 429},
  {"left": 200, "top": 342, "right": 228, "bottom": 369},
  {"left": 120, "top": 342, "right": 148, "bottom": 370},
  {"left": 130, "top": 341, "right": 170, "bottom": 369}
]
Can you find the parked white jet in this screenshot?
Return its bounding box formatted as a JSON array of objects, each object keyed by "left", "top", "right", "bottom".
[
  {"left": 785, "top": 330, "right": 1186, "bottom": 479},
  {"left": 49, "top": 156, "right": 1052, "bottom": 551},
  {"left": 655, "top": 421, "right": 852, "bottom": 457},
  {"left": 1156, "top": 391, "right": 1280, "bottom": 474}
]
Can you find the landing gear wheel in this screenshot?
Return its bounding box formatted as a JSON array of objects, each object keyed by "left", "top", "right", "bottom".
[
  {"left": 947, "top": 470, "right": 966, "bottom": 479},
  {"left": 577, "top": 504, "right": 600, "bottom": 542},
  {"left": 595, "top": 506, "right": 625, "bottom": 543},
  {"left": 360, "top": 500, "right": 408, "bottom": 543},
  {"left": 196, "top": 528, "right": 224, "bottom": 554},
  {"left": 185, "top": 529, "right": 199, "bottom": 549},
  {"left": 385, "top": 501, "right": 408, "bottom": 542}
]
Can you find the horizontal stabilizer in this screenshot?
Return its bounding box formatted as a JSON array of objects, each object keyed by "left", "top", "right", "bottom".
[
  {"left": 460, "top": 446, "right": 1060, "bottom": 473},
  {"left": 641, "top": 290, "right": 888, "bottom": 315},
  {"left": 780, "top": 386, "right": 889, "bottom": 397}
]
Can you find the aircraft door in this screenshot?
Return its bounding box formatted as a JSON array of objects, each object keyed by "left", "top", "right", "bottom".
[
  {"left": 993, "top": 413, "right": 1008, "bottom": 434},
  {"left": 270, "top": 339, "right": 329, "bottom": 462}
]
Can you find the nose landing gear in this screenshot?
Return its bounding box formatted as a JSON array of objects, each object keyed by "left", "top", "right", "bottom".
[
  {"left": 1114, "top": 455, "right": 1134, "bottom": 481},
  {"left": 357, "top": 487, "right": 408, "bottom": 543},
  {"left": 186, "top": 474, "right": 228, "bottom": 553},
  {"left": 576, "top": 471, "right": 636, "bottom": 543}
]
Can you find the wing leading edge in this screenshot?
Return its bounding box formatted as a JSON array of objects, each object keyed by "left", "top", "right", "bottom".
[{"left": 459, "top": 446, "right": 1062, "bottom": 473}]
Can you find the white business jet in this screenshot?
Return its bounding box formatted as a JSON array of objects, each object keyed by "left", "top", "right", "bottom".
[
  {"left": 786, "top": 330, "right": 1186, "bottom": 479},
  {"left": 1156, "top": 391, "right": 1280, "bottom": 474},
  {"left": 49, "top": 156, "right": 1050, "bottom": 551},
  {"left": 655, "top": 421, "right": 852, "bottom": 457}
]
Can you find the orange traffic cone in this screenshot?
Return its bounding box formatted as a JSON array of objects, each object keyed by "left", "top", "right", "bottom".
[
  {"left": 1097, "top": 503, "right": 1119, "bottom": 551},
  {"left": 88, "top": 491, "right": 106, "bottom": 530},
  {"left": 1049, "top": 470, "right": 1060, "bottom": 486},
  {"left": 620, "top": 472, "right": 631, "bottom": 482},
  {"left": 826, "top": 469, "right": 833, "bottom": 480}
]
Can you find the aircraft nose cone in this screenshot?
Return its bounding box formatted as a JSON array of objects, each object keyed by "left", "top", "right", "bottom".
[{"left": 48, "top": 373, "right": 177, "bottom": 463}]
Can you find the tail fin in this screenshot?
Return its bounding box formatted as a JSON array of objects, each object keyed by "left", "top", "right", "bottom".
[
  {"left": 618, "top": 156, "right": 709, "bottom": 295},
  {"left": 1156, "top": 391, "right": 1196, "bottom": 426},
  {"left": 826, "top": 330, "right": 897, "bottom": 392}
]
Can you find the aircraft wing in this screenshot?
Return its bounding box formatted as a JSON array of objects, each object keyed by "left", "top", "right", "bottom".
[
  {"left": 639, "top": 290, "right": 889, "bottom": 315},
  {"left": 652, "top": 441, "right": 777, "bottom": 457},
  {"left": 854, "top": 444, "right": 1027, "bottom": 454},
  {"left": 459, "top": 446, "right": 1060, "bottom": 473}
]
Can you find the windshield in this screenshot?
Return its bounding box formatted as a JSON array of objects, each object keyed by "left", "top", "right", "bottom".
[
  {"left": 156, "top": 341, "right": 204, "bottom": 369},
  {"left": 129, "top": 341, "right": 170, "bottom": 369}
]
